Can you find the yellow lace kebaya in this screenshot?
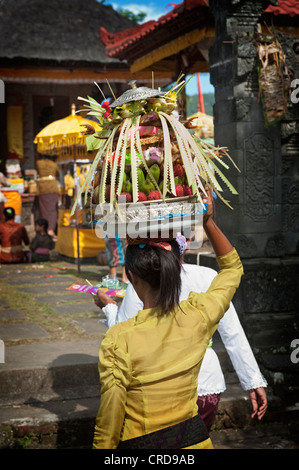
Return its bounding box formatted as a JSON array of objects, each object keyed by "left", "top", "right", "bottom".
[{"left": 93, "top": 248, "right": 243, "bottom": 449}]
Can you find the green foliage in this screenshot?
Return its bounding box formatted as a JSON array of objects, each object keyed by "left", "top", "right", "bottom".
[
  {"left": 99, "top": 1, "right": 146, "bottom": 24},
  {"left": 117, "top": 8, "right": 147, "bottom": 24},
  {"left": 186, "top": 93, "right": 215, "bottom": 117}
]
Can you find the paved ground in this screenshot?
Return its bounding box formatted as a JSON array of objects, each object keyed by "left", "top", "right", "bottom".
[{"left": 0, "top": 259, "right": 298, "bottom": 450}]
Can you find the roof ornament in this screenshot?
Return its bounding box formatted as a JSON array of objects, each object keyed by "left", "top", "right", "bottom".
[{"left": 110, "top": 80, "right": 164, "bottom": 108}]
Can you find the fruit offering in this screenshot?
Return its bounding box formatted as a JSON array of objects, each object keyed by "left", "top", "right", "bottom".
[{"left": 72, "top": 77, "right": 239, "bottom": 215}]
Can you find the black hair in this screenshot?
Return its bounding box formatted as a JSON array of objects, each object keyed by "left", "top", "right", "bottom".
[
  {"left": 35, "top": 218, "right": 49, "bottom": 230},
  {"left": 3, "top": 207, "right": 15, "bottom": 220},
  {"left": 125, "top": 240, "right": 181, "bottom": 315}
]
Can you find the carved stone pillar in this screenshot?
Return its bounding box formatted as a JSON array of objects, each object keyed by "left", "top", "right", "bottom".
[
  {"left": 209, "top": 0, "right": 283, "bottom": 259},
  {"left": 208, "top": 0, "right": 299, "bottom": 414}
]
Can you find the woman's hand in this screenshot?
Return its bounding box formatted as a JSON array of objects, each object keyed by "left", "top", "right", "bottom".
[
  {"left": 201, "top": 185, "right": 233, "bottom": 257},
  {"left": 249, "top": 387, "right": 268, "bottom": 420},
  {"left": 94, "top": 290, "right": 117, "bottom": 309},
  {"left": 202, "top": 186, "right": 213, "bottom": 223}
]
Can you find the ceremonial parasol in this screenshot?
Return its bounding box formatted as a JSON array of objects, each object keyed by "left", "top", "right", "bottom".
[
  {"left": 33, "top": 105, "right": 102, "bottom": 272},
  {"left": 34, "top": 104, "right": 101, "bottom": 161},
  {"left": 187, "top": 111, "right": 214, "bottom": 143}
]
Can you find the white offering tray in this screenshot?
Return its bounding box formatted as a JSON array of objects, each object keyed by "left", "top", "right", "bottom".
[{"left": 94, "top": 196, "right": 207, "bottom": 240}]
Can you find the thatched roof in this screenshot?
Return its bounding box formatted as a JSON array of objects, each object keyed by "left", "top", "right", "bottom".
[{"left": 0, "top": 0, "right": 136, "bottom": 66}]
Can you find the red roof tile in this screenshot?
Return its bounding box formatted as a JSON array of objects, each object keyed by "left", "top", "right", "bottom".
[
  {"left": 265, "top": 0, "right": 299, "bottom": 17},
  {"left": 100, "top": 3, "right": 184, "bottom": 57}
]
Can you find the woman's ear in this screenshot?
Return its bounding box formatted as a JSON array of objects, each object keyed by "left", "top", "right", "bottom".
[{"left": 128, "top": 270, "right": 138, "bottom": 287}]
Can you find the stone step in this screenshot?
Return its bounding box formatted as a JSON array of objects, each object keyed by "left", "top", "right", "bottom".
[
  {"left": 0, "top": 306, "right": 292, "bottom": 449},
  {"left": 0, "top": 333, "right": 239, "bottom": 406},
  {"left": 0, "top": 396, "right": 98, "bottom": 449},
  {"left": 210, "top": 422, "right": 299, "bottom": 449},
  {"left": 0, "top": 381, "right": 288, "bottom": 449},
  {"left": 0, "top": 340, "right": 101, "bottom": 406},
  {"left": 0, "top": 337, "right": 286, "bottom": 449},
  {"left": 0, "top": 339, "right": 100, "bottom": 448},
  {"left": 1, "top": 260, "right": 298, "bottom": 449},
  {"left": 0, "top": 384, "right": 249, "bottom": 449}
]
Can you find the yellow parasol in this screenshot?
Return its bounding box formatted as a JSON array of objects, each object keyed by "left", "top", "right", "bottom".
[
  {"left": 34, "top": 104, "right": 101, "bottom": 162},
  {"left": 33, "top": 104, "right": 102, "bottom": 273}
]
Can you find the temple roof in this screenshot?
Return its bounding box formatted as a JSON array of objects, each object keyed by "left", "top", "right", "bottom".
[
  {"left": 266, "top": 0, "right": 299, "bottom": 17},
  {"left": 100, "top": 0, "right": 213, "bottom": 74},
  {"left": 100, "top": 3, "right": 185, "bottom": 60},
  {"left": 100, "top": 1, "right": 210, "bottom": 59},
  {"left": 0, "top": 0, "right": 136, "bottom": 67},
  {"left": 100, "top": 0, "right": 299, "bottom": 74}
]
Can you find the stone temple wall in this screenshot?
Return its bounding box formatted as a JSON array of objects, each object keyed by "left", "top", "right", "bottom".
[{"left": 207, "top": 0, "right": 299, "bottom": 422}]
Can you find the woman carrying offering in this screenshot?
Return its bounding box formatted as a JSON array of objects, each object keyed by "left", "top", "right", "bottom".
[{"left": 93, "top": 186, "right": 244, "bottom": 449}]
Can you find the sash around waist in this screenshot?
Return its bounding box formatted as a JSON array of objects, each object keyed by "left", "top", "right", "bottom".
[
  {"left": 38, "top": 175, "right": 56, "bottom": 181},
  {"left": 117, "top": 414, "right": 209, "bottom": 449},
  {"left": 34, "top": 247, "right": 50, "bottom": 255}
]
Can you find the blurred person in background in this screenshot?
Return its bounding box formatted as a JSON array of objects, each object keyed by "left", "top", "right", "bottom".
[{"left": 0, "top": 207, "right": 29, "bottom": 263}]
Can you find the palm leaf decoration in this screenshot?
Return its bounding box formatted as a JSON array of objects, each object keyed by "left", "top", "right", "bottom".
[{"left": 72, "top": 76, "right": 240, "bottom": 218}]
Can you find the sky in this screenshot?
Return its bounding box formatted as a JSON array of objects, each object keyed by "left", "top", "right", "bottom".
[
  {"left": 111, "top": 0, "right": 179, "bottom": 22},
  {"left": 105, "top": 0, "right": 215, "bottom": 95}
]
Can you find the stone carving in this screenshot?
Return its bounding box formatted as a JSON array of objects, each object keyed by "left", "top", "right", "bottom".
[
  {"left": 282, "top": 178, "right": 299, "bottom": 204},
  {"left": 209, "top": 0, "right": 299, "bottom": 410},
  {"left": 235, "top": 97, "right": 252, "bottom": 120},
  {"left": 237, "top": 57, "right": 255, "bottom": 77},
  {"left": 226, "top": 2, "right": 266, "bottom": 35},
  {"left": 241, "top": 264, "right": 298, "bottom": 313},
  {"left": 281, "top": 121, "right": 297, "bottom": 139},
  {"left": 235, "top": 234, "right": 257, "bottom": 257},
  {"left": 265, "top": 234, "right": 285, "bottom": 257},
  {"left": 281, "top": 152, "right": 295, "bottom": 173},
  {"left": 283, "top": 205, "right": 299, "bottom": 233},
  {"left": 281, "top": 124, "right": 299, "bottom": 158},
  {"left": 244, "top": 133, "right": 275, "bottom": 220},
  {"left": 237, "top": 33, "right": 257, "bottom": 58}
]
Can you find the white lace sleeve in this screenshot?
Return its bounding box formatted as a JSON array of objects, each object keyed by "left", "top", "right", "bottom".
[
  {"left": 218, "top": 304, "right": 268, "bottom": 391},
  {"left": 116, "top": 283, "right": 143, "bottom": 323},
  {"left": 102, "top": 303, "right": 118, "bottom": 329},
  {"left": 102, "top": 283, "right": 143, "bottom": 329}
]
